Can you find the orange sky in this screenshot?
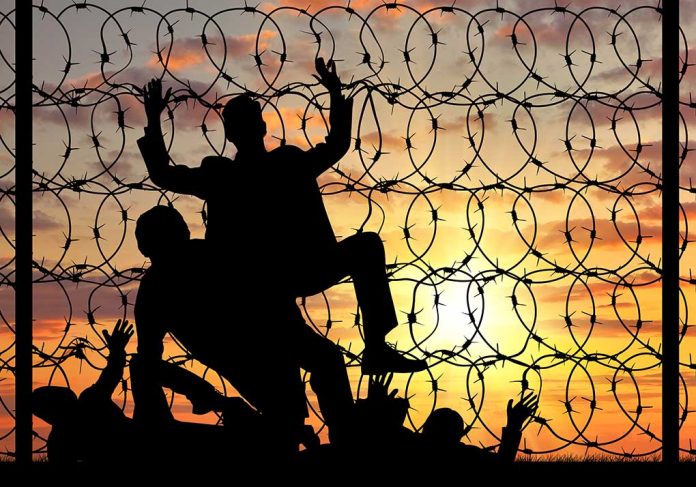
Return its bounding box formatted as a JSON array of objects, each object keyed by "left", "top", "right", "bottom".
[{"left": 1, "top": 0, "right": 696, "bottom": 461}]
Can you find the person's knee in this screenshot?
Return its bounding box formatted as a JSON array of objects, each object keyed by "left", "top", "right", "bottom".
[{"left": 349, "top": 232, "right": 384, "bottom": 260}]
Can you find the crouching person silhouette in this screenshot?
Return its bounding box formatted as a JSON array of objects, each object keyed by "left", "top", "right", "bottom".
[
  {"left": 137, "top": 57, "right": 426, "bottom": 375},
  {"left": 419, "top": 393, "right": 538, "bottom": 463},
  {"left": 351, "top": 374, "right": 538, "bottom": 464},
  {"left": 133, "top": 205, "right": 355, "bottom": 454},
  {"left": 32, "top": 320, "right": 253, "bottom": 465},
  {"left": 33, "top": 320, "right": 136, "bottom": 464}
]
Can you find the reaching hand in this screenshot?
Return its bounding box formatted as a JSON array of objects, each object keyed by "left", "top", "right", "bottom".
[
  {"left": 102, "top": 319, "right": 134, "bottom": 356},
  {"left": 506, "top": 393, "right": 538, "bottom": 431},
  {"left": 313, "top": 57, "right": 342, "bottom": 93},
  {"left": 142, "top": 78, "right": 173, "bottom": 123},
  {"left": 368, "top": 373, "right": 399, "bottom": 401},
  {"left": 358, "top": 373, "right": 408, "bottom": 429}
]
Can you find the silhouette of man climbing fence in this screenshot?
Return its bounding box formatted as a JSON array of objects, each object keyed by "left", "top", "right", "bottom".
[{"left": 138, "top": 58, "right": 426, "bottom": 375}]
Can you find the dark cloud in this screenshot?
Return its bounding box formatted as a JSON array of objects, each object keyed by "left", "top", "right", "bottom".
[{"left": 0, "top": 206, "right": 58, "bottom": 234}]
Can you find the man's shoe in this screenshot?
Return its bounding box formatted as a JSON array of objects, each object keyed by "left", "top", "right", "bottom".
[{"left": 361, "top": 343, "right": 427, "bottom": 374}]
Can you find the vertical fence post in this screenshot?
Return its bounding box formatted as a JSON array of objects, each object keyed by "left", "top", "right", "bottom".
[
  {"left": 662, "top": 0, "right": 680, "bottom": 465},
  {"left": 14, "top": 0, "right": 32, "bottom": 466}
]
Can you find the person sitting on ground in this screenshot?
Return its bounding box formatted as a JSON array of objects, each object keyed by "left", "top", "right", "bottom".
[
  {"left": 346, "top": 374, "right": 538, "bottom": 463},
  {"left": 32, "top": 320, "right": 253, "bottom": 464},
  {"left": 419, "top": 393, "right": 538, "bottom": 463}
]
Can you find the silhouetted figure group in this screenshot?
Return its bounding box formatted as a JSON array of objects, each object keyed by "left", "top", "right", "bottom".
[
  {"left": 33, "top": 58, "right": 539, "bottom": 467},
  {"left": 33, "top": 321, "right": 257, "bottom": 464}
]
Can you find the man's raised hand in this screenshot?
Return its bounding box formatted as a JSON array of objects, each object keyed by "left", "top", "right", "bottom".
[
  {"left": 142, "top": 78, "right": 173, "bottom": 123},
  {"left": 313, "top": 57, "right": 342, "bottom": 93},
  {"left": 506, "top": 393, "right": 539, "bottom": 431},
  {"left": 102, "top": 319, "right": 134, "bottom": 356}
]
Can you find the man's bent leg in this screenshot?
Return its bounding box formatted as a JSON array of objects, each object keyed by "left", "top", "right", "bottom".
[
  {"left": 293, "top": 233, "right": 426, "bottom": 374},
  {"left": 292, "top": 233, "right": 397, "bottom": 341}
]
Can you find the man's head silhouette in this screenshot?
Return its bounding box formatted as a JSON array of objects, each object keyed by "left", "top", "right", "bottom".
[
  {"left": 135, "top": 205, "right": 190, "bottom": 261},
  {"left": 421, "top": 408, "right": 465, "bottom": 445},
  {"left": 222, "top": 94, "right": 267, "bottom": 152},
  {"left": 33, "top": 386, "right": 78, "bottom": 427}
]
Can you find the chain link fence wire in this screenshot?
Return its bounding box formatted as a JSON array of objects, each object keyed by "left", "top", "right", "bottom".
[{"left": 0, "top": 0, "right": 695, "bottom": 460}]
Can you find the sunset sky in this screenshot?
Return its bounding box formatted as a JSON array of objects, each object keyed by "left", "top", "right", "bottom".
[{"left": 1, "top": 0, "right": 695, "bottom": 460}]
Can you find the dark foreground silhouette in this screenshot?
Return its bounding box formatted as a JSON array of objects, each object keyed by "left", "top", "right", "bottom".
[
  {"left": 138, "top": 58, "right": 425, "bottom": 375},
  {"left": 33, "top": 321, "right": 261, "bottom": 464},
  {"left": 34, "top": 321, "right": 537, "bottom": 466},
  {"left": 134, "top": 205, "right": 353, "bottom": 452},
  {"left": 34, "top": 56, "right": 538, "bottom": 469},
  {"left": 304, "top": 374, "right": 538, "bottom": 466}
]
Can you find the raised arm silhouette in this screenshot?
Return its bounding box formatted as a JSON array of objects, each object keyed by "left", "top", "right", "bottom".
[
  {"left": 32, "top": 320, "right": 134, "bottom": 463},
  {"left": 32, "top": 320, "right": 260, "bottom": 465},
  {"left": 347, "top": 373, "right": 538, "bottom": 464},
  {"left": 137, "top": 58, "right": 426, "bottom": 374}
]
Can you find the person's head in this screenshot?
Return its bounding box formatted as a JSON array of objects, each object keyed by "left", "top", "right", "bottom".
[
  {"left": 421, "top": 408, "right": 465, "bottom": 445},
  {"left": 135, "top": 205, "right": 190, "bottom": 261},
  {"left": 222, "top": 94, "right": 267, "bottom": 150},
  {"left": 33, "top": 386, "right": 78, "bottom": 427}
]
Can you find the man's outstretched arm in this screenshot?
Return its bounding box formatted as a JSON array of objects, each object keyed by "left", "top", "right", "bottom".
[
  {"left": 81, "top": 320, "right": 134, "bottom": 402},
  {"left": 498, "top": 393, "right": 538, "bottom": 462},
  {"left": 139, "top": 79, "right": 207, "bottom": 198},
  {"left": 305, "top": 58, "right": 353, "bottom": 179}
]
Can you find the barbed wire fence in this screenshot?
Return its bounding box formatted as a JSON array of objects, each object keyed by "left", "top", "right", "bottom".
[{"left": 0, "top": 0, "right": 694, "bottom": 460}]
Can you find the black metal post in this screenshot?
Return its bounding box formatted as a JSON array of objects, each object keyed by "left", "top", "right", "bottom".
[
  {"left": 662, "top": 0, "right": 680, "bottom": 465},
  {"left": 14, "top": 0, "right": 32, "bottom": 466}
]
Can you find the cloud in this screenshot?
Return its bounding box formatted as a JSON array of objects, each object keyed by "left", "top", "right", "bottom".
[
  {"left": 224, "top": 31, "right": 278, "bottom": 59},
  {"left": 148, "top": 31, "right": 279, "bottom": 73},
  {"left": 33, "top": 67, "right": 158, "bottom": 130},
  {"left": 570, "top": 138, "right": 696, "bottom": 189},
  {"left": 526, "top": 215, "right": 663, "bottom": 255},
  {"left": 0, "top": 205, "right": 60, "bottom": 234},
  {"left": 636, "top": 201, "right": 696, "bottom": 225},
  {"left": 151, "top": 50, "right": 207, "bottom": 72},
  {"left": 502, "top": 0, "right": 626, "bottom": 12},
  {"left": 567, "top": 101, "right": 661, "bottom": 130},
  {"left": 255, "top": 105, "right": 330, "bottom": 145},
  {"left": 33, "top": 104, "right": 90, "bottom": 129},
  {"left": 360, "top": 129, "right": 404, "bottom": 150},
  {"left": 0, "top": 269, "right": 143, "bottom": 332},
  {"left": 33, "top": 210, "right": 62, "bottom": 232},
  {"left": 277, "top": 0, "right": 362, "bottom": 10},
  {"left": 0, "top": 206, "right": 11, "bottom": 233},
  {"left": 276, "top": 0, "right": 434, "bottom": 13},
  {"left": 86, "top": 149, "right": 148, "bottom": 184},
  {"left": 0, "top": 106, "right": 13, "bottom": 133},
  {"left": 446, "top": 112, "right": 496, "bottom": 133},
  {"left": 148, "top": 37, "right": 208, "bottom": 72},
  {"left": 493, "top": 20, "right": 568, "bottom": 48},
  {"left": 590, "top": 59, "right": 662, "bottom": 86}
]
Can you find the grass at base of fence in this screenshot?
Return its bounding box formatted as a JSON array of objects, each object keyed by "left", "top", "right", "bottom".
[
  {"left": 519, "top": 453, "right": 696, "bottom": 462},
  {"left": 2, "top": 452, "right": 695, "bottom": 463}
]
